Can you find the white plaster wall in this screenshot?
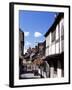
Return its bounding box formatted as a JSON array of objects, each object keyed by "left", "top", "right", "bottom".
[
  {"left": 46, "top": 17, "right": 64, "bottom": 56},
  {"left": 46, "top": 33, "right": 50, "bottom": 56},
  {"left": 60, "top": 18, "right": 64, "bottom": 37},
  {"left": 46, "top": 47, "right": 49, "bottom": 56},
  {"left": 50, "top": 32, "right": 52, "bottom": 45},
  {"left": 46, "top": 32, "right": 52, "bottom": 56},
  {"left": 60, "top": 18, "right": 64, "bottom": 53},
  {"left": 51, "top": 43, "right": 55, "bottom": 55},
  {"left": 49, "top": 46, "right": 52, "bottom": 55},
  {"left": 46, "top": 34, "right": 49, "bottom": 47},
  {"left": 56, "top": 42, "right": 59, "bottom": 54},
  {"left": 56, "top": 24, "right": 59, "bottom": 40},
  {"left": 60, "top": 40, "right": 64, "bottom": 53}
]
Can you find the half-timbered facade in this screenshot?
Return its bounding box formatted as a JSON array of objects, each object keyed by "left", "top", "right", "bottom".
[{"left": 45, "top": 13, "right": 64, "bottom": 78}]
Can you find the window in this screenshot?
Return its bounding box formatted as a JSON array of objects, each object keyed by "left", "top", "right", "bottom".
[
  {"left": 52, "top": 30, "right": 56, "bottom": 42},
  {"left": 61, "top": 23, "right": 64, "bottom": 40},
  {"left": 61, "top": 23, "right": 64, "bottom": 52},
  {"left": 47, "top": 35, "right": 50, "bottom": 46},
  {"left": 58, "top": 24, "right": 60, "bottom": 39}
]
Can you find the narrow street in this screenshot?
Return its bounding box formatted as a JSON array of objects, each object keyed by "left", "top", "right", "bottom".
[
  {"left": 20, "top": 61, "right": 45, "bottom": 79},
  {"left": 20, "top": 73, "right": 41, "bottom": 79}
]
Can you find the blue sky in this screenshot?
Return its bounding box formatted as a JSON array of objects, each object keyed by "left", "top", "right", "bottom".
[{"left": 19, "top": 10, "right": 58, "bottom": 53}]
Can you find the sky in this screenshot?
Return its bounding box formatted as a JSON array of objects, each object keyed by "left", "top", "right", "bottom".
[{"left": 19, "top": 10, "right": 58, "bottom": 54}]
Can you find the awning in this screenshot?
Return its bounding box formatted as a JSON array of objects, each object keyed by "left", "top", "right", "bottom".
[{"left": 45, "top": 52, "right": 64, "bottom": 61}]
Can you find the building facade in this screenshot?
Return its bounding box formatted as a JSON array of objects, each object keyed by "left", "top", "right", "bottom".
[
  {"left": 19, "top": 28, "right": 24, "bottom": 58},
  {"left": 38, "top": 41, "right": 46, "bottom": 57},
  {"left": 19, "top": 28, "right": 24, "bottom": 77},
  {"left": 45, "top": 13, "right": 64, "bottom": 78}
]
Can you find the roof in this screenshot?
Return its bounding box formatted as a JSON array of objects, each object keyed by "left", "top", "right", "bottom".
[
  {"left": 44, "top": 13, "right": 64, "bottom": 37},
  {"left": 19, "top": 28, "right": 23, "bottom": 33},
  {"left": 38, "top": 40, "right": 46, "bottom": 46}
]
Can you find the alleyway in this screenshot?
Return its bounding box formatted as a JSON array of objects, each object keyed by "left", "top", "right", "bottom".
[
  {"left": 19, "top": 61, "right": 46, "bottom": 79},
  {"left": 20, "top": 72, "right": 41, "bottom": 79}
]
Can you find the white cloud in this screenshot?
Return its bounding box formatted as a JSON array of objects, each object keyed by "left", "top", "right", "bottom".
[
  {"left": 34, "top": 32, "right": 42, "bottom": 37},
  {"left": 24, "top": 31, "right": 29, "bottom": 37}
]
